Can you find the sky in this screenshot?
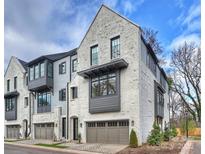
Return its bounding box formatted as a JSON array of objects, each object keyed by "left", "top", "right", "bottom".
[{"left": 4, "top": 0, "right": 201, "bottom": 71}]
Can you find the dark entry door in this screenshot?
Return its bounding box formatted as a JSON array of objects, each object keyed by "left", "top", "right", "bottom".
[
  {"left": 73, "top": 118, "right": 78, "bottom": 140},
  {"left": 62, "top": 118, "right": 66, "bottom": 138}
]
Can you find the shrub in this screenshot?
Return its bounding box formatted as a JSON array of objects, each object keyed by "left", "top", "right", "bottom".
[
  {"left": 147, "top": 122, "right": 163, "bottom": 146},
  {"left": 170, "top": 126, "right": 177, "bottom": 137},
  {"left": 163, "top": 127, "right": 171, "bottom": 141},
  {"left": 129, "top": 129, "right": 138, "bottom": 148},
  {"left": 78, "top": 133, "right": 82, "bottom": 144}
]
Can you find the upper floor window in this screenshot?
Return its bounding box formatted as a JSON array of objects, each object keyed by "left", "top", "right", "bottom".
[
  {"left": 160, "top": 74, "right": 166, "bottom": 90},
  {"left": 14, "top": 77, "right": 17, "bottom": 90},
  {"left": 156, "top": 88, "right": 164, "bottom": 117},
  {"left": 24, "top": 97, "right": 28, "bottom": 107},
  {"left": 71, "top": 87, "right": 78, "bottom": 99},
  {"left": 26, "top": 75, "right": 28, "bottom": 85},
  {"left": 111, "top": 36, "right": 120, "bottom": 59},
  {"left": 7, "top": 79, "right": 10, "bottom": 92},
  {"left": 91, "top": 45, "right": 98, "bottom": 65},
  {"left": 37, "top": 92, "right": 51, "bottom": 107},
  {"left": 40, "top": 62, "right": 45, "bottom": 77},
  {"left": 91, "top": 72, "right": 117, "bottom": 98},
  {"left": 47, "top": 62, "right": 53, "bottom": 78},
  {"left": 29, "top": 67, "right": 34, "bottom": 81},
  {"left": 34, "top": 64, "right": 39, "bottom": 79},
  {"left": 59, "top": 62, "right": 66, "bottom": 74},
  {"left": 5, "top": 97, "right": 15, "bottom": 112},
  {"left": 72, "top": 59, "right": 77, "bottom": 72},
  {"left": 59, "top": 89, "right": 66, "bottom": 101},
  {"left": 146, "top": 53, "right": 156, "bottom": 76}
]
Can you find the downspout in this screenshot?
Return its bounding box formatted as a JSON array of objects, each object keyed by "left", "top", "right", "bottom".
[
  {"left": 27, "top": 92, "right": 32, "bottom": 137},
  {"left": 66, "top": 82, "right": 70, "bottom": 140}
]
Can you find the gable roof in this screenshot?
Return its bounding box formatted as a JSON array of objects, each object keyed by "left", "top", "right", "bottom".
[
  {"left": 27, "top": 48, "right": 77, "bottom": 66},
  {"left": 78, "top": 4, "right": 141, "bottom": 48},
  {"left": 17, "top": 58, "right": 27, "bottom": 70}
]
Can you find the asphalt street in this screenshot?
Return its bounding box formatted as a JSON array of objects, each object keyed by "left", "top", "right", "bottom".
[{"left": 4, "top": 144, "right": 76, "bottom": 154}]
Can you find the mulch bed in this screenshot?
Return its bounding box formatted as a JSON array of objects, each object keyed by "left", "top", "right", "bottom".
[{"left": 117, "top": 137, "right": 186, "bottom": 154}]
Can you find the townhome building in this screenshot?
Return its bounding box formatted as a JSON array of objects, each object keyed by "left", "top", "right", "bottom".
[
  {"left": 75, "top": 5, "right": 169, "bottom": 145},
  {"left": 4, "top": 56, "right": 30, "bottom": 139},
  {"left": 27, "top": 49, "right": 77, "bottom": 140},
  {"left": 4, "top": 5, "right": 169, "bottom": 145}
]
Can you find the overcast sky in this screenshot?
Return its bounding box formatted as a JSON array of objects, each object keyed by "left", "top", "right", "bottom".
[{"left": 4, "top": 0, "right": 200, "bottom": 70}]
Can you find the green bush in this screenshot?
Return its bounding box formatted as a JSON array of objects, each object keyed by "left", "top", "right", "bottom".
[
  {"left": 170, "top": 126, "right": 177, "bottom": 137},
  {"left": 78, "top": 133, "right": 82, "bottom": 144},
  {"left": 163, "top": 128, "right": 171, "bottom": 141},
  {"left": 129, "top": 129, "right": 138, "bottom": 148},
  {"left": 147, "top": 122, "right": 163, "bottom": 146}
]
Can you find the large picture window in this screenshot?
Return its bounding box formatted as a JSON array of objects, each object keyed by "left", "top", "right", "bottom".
[
  {"left": 91, "top": 72, "right": 117, "bottom": 98},
  {"left": 5, "top": 97, "right": 15, "bottom": 112},
  {"left": 37, "top": 92, "right": 51, "bottom": 107},
  {"left": 91, "top": 45, "right": 98, "bottom": 65},
  {"left": 111, "top": 36, "right": 120, "bottom": 59}
]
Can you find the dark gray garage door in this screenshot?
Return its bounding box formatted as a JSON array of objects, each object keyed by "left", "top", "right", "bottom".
[
  {"left": 87, "top": 120, "right": 129, "bottom": 144},
  {"left": 7, "top": 125, "right": 20, "bottom": 139},
  {"left": 35, "top": 123, "right": 54, "bottom": 140}
]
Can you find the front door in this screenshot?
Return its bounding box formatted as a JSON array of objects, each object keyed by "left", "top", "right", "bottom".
[
  {"left": 62, "top": 118, "right": 66, "bottom": 138},
  {"left": 73, "top": 118, "right": 78, "bottom": 140}
]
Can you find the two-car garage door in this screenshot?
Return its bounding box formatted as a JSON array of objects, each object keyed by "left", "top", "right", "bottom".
[
  {"left": 35, "top": 123, "right": 54, "bottom": 140},
  {"left": 87, "top": 120, "right": 129, "bottom": 144},
  {"left": 7, "top": 125, "right": 20, "bottom": 139}
]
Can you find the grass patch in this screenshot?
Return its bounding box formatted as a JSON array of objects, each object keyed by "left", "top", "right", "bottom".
[
  {"left": 189, "top": 136, "right": 201, "bottom": 140},
  {"left": 35, "top": 143, "right": 68, "bottom": 149}
]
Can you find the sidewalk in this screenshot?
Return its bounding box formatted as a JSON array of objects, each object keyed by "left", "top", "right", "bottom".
[
  {"left": 180, "top": 140, "right": 201, "bottom": 154},
  {"left": 5, "top": 142, "right": 101, "bottom": 154}
]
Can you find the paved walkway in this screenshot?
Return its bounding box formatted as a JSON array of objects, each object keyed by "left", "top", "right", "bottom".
[
  {"left": 180, "top": 140, "right": 201, "bottom": 154},
  {"left": 61, "top": 142, "right": 128, "bottom": 154}
]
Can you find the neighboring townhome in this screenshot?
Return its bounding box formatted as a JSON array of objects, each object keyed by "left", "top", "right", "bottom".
[
  {"left": 4, "top": 56, "right": 30, "bottom": 139},
  {"left": 76, "top": 5, "right": 169, "bottom": 145},
  {"left": 27, "top": 49, "right": 77, "bottom": 140}
]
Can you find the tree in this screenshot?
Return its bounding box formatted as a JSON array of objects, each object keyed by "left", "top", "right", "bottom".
[
  {"left": 142, "top": 28, "right": 163, "bottom": 55},
  {"left": 170, "top": 42, "right": 201, "bottom": 123},
  {"left": 147, "top": 122, "right": 163, "bottom": 146}
]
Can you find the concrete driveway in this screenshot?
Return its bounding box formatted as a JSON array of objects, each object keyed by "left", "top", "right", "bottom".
[{"left": 61, "top": 142, "right": 128, "bottom": 154}]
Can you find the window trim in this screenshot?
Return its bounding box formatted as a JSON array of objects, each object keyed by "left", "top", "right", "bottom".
[
  {"left": 111, "top": 36, "right": 120, "bottom": 59},
  {"left": 59, "top": 62, "right": 66, "bottom": 74},
  {"left": 90, "top": 45, "right": 98, "bottom": 66},
  {"left": 72, "top": 59, "right": 77, "bottom": 72}
]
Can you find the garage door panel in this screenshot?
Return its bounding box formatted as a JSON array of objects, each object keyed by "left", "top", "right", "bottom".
[
  {"left": 7, "top": 125, "right": 20, "bottom": 139},
  {"left": 87, "top": 121, "right": 129, "bottom": 144},
  {"left": 35, "top": 123, "right": 54, "bottom": 140}
]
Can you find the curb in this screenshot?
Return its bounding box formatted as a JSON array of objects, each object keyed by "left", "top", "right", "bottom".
[{"left": 4, "top": 142, "right": 101, "bottom": 154}]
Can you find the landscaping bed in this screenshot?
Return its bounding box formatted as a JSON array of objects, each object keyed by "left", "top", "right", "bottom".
[
  {"left": 35, "top": 143, "right": 68, "bottom": 149},
  {"left": 117, "top": 137, "right": 186, "bottom": 154}
]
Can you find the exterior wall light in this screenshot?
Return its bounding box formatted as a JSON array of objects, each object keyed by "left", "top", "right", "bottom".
[{"left": 131, "top": 120, "right": 134, "bottom": 126}]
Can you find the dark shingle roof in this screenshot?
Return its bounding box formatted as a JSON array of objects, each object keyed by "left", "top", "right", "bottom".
[
  {"left": 27, "top": 48, "right": 77, "bottom": 66},
  {"left": 17, "top": 58, "right": 28, "bottom": 70}
]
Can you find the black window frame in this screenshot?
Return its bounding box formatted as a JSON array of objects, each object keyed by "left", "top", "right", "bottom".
[
  {"left": 37, "top": 91, "right": 51, "bottom": 107},
  {"left": 59, "top": 88, "right": 66, "bottom": 101},
  {"left": 90, "top": 45, "right": 98, "bottom": 66},
  {"left": 34, "top": 64, "right": 39, "bottom": 79},
  {"left": 91, "top": 72, "right": 117, "bottom": 98},
  {"left": 47, "top": 62, "right": 53, "bottom": 78},
  {"left": 72, "top": 59, "right": 77, "bottom": 72},
  {"left": 59, "top": 62, "right": 66, "bottom": 74},
  {"left": 7, "top": 79, "right": 10, "bottom": 92},
  {"left": 14, "top": 76, "right": 17, "bottom": 90},
  {"left": 24, "top": 97, "right": 28, "bottom": 107},
  {"left": 40, "top": 62, "right": 45, "bottom": 77},
  {"left": 71, "top": 87, "right": 78, "bottom": 99},
  {"left": 5, "top": 97, "right": 15, "bottom": 112},
  {"left": 29, "top": 66, "right": 34, "bottom": 81},
  {"left": 111, "top": 36, "right": 120, "bottom": 59}
]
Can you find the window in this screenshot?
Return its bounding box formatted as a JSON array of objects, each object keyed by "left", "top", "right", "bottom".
[
  {"left": 26, "top": 76, "right": 28, "bottom": 85},
  {"left": 40, "top": 63, "right": 45, "bottom": 77},
  {"left": 37, "top": 92, "right": 51, "bottom": 107},
  {"left": 156, "top": 88, "right": 164, "bottom": 117},
  {"left": 72, "top": 59, "right": 77, "bottom": 72},
  {"left": 34, "top": 64, "right": 39, "bottom": 79},
  {"left": 24, "top": 97, "right": 28, "bottom": 107},
  {"left": 91, "top": 72, "right": 117, "bottom": 98},
  {"left": 5, "top": 97, "right": 15, "bottom": 112},
  {"left": 47, "top": 62, "right": 53, "bottom": 78},
  {"left": 59, "top": 62, "right": 66, "bottom": 74},
  {"left": 146, "top": 53, "right": 156, "bottom": 76},
  {"left": 160, "top": 74, "right": 166, "bottom": 90},
  {"left": 111, "top": 36, "right": 120, "bottom": 59},
  {"left": 14, "top": 77, "right": 17, "bottom": 89},
  {"left": 29, "top": 67, "right": 34, "bottom": 81},
  {"left": 71, "top": 87, "right": 78, "bottom": 99},
  {"left": 59, "top": 89, "right": 66, "bottom": 101},
  {"left": 91, "top": 45, "right": 98, "bottom": 65},
  {"left": 7, "top": 79, "right": 10, "bottom": 92}
]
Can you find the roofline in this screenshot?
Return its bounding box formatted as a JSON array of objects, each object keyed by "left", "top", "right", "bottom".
[{"left": 78, "top": 4, "right": 142, "bottom": 48}]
